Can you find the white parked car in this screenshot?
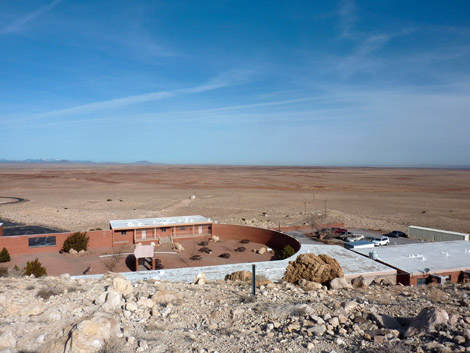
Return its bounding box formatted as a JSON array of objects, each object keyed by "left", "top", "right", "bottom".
[
  {"left": 346, "top": 234, "right": 365, "bottom": 242},
  {"left": 372, "top": 236, "right": 390, "bottom": 246}
]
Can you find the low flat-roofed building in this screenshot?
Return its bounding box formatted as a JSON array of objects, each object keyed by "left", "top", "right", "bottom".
[
  {"left": 109, "top": 215, "right": 213, "bottom": 245},
  {"left": 74, "top": 243, "right": 397, "bottom": 283},
  {"left": 408, "top": 225, "right": 469, "bottom": 242},
  {"left": 352, "top": 240, "right": 470, "bottom": 286},
  {"left": 299, "top": 244, "right": 397, "bottom": 284}
]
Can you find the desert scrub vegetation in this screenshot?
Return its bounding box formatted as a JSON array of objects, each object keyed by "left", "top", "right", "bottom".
[
  {"left": 37, "top": 287, "right": 63, "bottom": 300},
  {"left": 63, "top": 231, "right": 89, "bottom": 252},
  {"left": 279, "top": 245, "right": 295, "bottom": 260},
  {"left": 0, "top": 247, "right": 11, "bottom": 262},
  {"left": 24, "top": 258, "right": 47, "bottom": 277}
]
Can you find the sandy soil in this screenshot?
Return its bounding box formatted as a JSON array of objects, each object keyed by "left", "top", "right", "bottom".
[{"left": 0, "top": 164, "right": 469, "bottom": 233}]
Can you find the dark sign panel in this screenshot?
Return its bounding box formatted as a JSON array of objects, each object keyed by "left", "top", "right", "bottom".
[{"left": 28, "top": 236, "right": 57, "bottom": 248}]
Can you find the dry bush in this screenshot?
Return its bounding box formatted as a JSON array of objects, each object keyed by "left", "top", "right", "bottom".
[
  {"left": 102, "top": 246, "right": 125, "bottom": 272},
  {"left": 429, "top": 287, "right": 446, "bottom": 303},
  {"left": 0, "top": 267, "right": 8, "bottom": 277},
  {"left": 37, "top": 287, "right": 63, "bottom": 300},
  {"left": 98, "top": 338, "right": 124, "bottom": 353}
]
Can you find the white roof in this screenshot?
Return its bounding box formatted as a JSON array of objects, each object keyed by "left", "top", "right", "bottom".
[
  {"left": 299, "top": 244, "right": 396, "bottom": 278},
  {"left": 353, "top": 240, "right": 470, "bottom": 276},
  {"left": 110, "top": 215, "right": 212, "bottom": 230}
]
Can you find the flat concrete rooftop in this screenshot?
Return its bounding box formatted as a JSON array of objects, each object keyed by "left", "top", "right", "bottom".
[
  {"left": 353, "top": 240, "right": 470, "bottom": 276},
  {"left": 74, "top": 243, "right": 396, "bottom": 283},
  {"left": 109, "top": 215, "right": 212, "bottom": 230}
]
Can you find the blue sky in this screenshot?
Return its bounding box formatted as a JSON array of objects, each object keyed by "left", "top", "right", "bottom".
[{"left": 1, "top": 0, "right": 469, "bottom": 166}]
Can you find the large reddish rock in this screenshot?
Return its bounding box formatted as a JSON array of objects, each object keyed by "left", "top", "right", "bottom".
[{"left": 284, "top": 253, "right": 344, "bottom": 284}]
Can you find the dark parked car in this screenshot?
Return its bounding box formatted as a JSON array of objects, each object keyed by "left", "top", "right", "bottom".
[
  {"left": 333, "top": 228, "right": 348, "bottom": 235},
  {"left": 386, "top": 230, "right": 407, "bottom": 238}
]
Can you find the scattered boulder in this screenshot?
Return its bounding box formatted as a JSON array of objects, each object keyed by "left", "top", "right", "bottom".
[
  {"left": 64, "top": 312, "right": 122, "bottom": 353},
  {"left": 369, "top": 311, "right": 402, "bottom": 330},
  {"left": 151, "top": 291, "right": 182, "bottom": 304},
  {"left": 0, "top": 330, "right": 16, "bottom": 350},
  {"left": 209, "top": 235, "right": 220, "bottom": 242},
  {"left": 284, "top": 253, "right": 344, "bottom": 284},
  {"left": 137, "top": 297, "right": 154, "bottom": 309},
  {"left": 405, "top": 307, "right": 449, "bottom": 337},
  {"left": 298, "top": 279, "right": 322, "bottom": 291},
  {"left": 351, "top": 275, "right": 368, "bottom": 289},
  {"left": 102, "top": 290, "right": 122, "bottom": 312},
  {"left": 111, "top": 277, "right": 133, "bottom": 296},
  {"left": 69, "top": 249, "right": 78, "bottom": 255},
  {"left": 328, "top": 277, "right": 352, "bottom": 290},
  {"left": 194, "top": 273, "right": 207, "bottom": 286},
  {"left": 225, "top": 271, "right": 252, "bottom": 282},
  {"left": 173, "top": 243, "right": 184, "bottom": 252},
  {"left": 257, "top": 247, "right": 266, "bottom": 255}
]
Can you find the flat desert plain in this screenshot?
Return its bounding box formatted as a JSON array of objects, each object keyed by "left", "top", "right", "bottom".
[{"left": 0, "top": 164, "right": 469, "bottom": 234}]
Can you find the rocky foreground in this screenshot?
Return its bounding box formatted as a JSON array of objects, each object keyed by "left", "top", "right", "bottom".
[{"left": 0, "top": 272, "right": 470, "bottom": 353}]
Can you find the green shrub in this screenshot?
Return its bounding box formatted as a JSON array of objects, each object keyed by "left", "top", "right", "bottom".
[
  {"left": 279, "top": 245, "right": 296, "bottom": 260},
  {"left": 63, "top": 232, "right": 89, "bottom": 252},
  {"left": 25, "top": 258, "right": 47, "bottom": 277},
  {"left": 0, "top": 248, "right": 10, "bottom": 262}
]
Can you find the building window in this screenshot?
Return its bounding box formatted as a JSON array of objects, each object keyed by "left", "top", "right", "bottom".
[
  {"left": 180, "top": 227, "right": 185, "bottom": 231},
  {"left": 121, "top": 231, "right": 127, "bottom": 235},
  {"left": 417, "top": 277, "right": 427, "bottom": 286},
  {"left": 28, "top": 236, "right": 56, "bottom": 248},
  {"left": 161, "top": 228, "right": 167, "bottom": 232}
]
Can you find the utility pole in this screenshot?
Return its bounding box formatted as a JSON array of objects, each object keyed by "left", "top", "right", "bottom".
[
  {"left": 304, "top": 201, "right": 307, "bottom": 214},
  {"left": 324, "top": 200, "right": 327, "bottom": 224}
]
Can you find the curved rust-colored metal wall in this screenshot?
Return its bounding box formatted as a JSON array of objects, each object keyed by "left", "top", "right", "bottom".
[{"left": 212, "top": 224, "right": 301, "bottom": 252}]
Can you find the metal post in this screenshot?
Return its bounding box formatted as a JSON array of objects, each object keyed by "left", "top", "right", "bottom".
[{"left": 252, "top": 264, "right": 256, "bottom": 296}]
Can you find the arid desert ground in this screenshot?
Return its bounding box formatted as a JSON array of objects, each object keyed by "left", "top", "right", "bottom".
[{"left": 1, "top": 164, "right": 469, "bottom": 234}]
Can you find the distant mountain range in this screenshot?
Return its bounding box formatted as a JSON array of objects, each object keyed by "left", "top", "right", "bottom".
[{"left": 0, "top": 159, "right": 161, "bottom": 165}]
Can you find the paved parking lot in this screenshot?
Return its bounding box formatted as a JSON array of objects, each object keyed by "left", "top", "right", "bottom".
[{"left": 348, "top": 228, "right": 422, "bottom": 245}]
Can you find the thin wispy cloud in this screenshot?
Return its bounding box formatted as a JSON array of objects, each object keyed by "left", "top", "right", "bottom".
[
  {"left": 22, "top": 70, "right": 253, "bottom": 120},
  {"left": 34, "top": 91, "right": 174, "bottom": 118},
  {"left": 0, "top": 0, "right": 62, "bottom": 35},
  {"left": 338, "top": 0, "right": 357, "bottom": 38}
]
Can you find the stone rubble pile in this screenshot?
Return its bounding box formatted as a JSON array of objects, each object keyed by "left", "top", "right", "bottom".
[{"left": 0, "top": 272, "right": 469, "bottom": 352}]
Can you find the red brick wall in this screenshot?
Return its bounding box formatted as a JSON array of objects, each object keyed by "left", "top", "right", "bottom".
[
  {"left": 408, "top": 271, "right": 464, "bottom": 286},
  {"left": 113, "top": 229, "right": 134, "bottom": 244},
  {"left": 213, "top": 224, "right": 301, "bottom": 252},
  {"left": 0, "top": 230, "right": 113, "bottom": 256}
]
